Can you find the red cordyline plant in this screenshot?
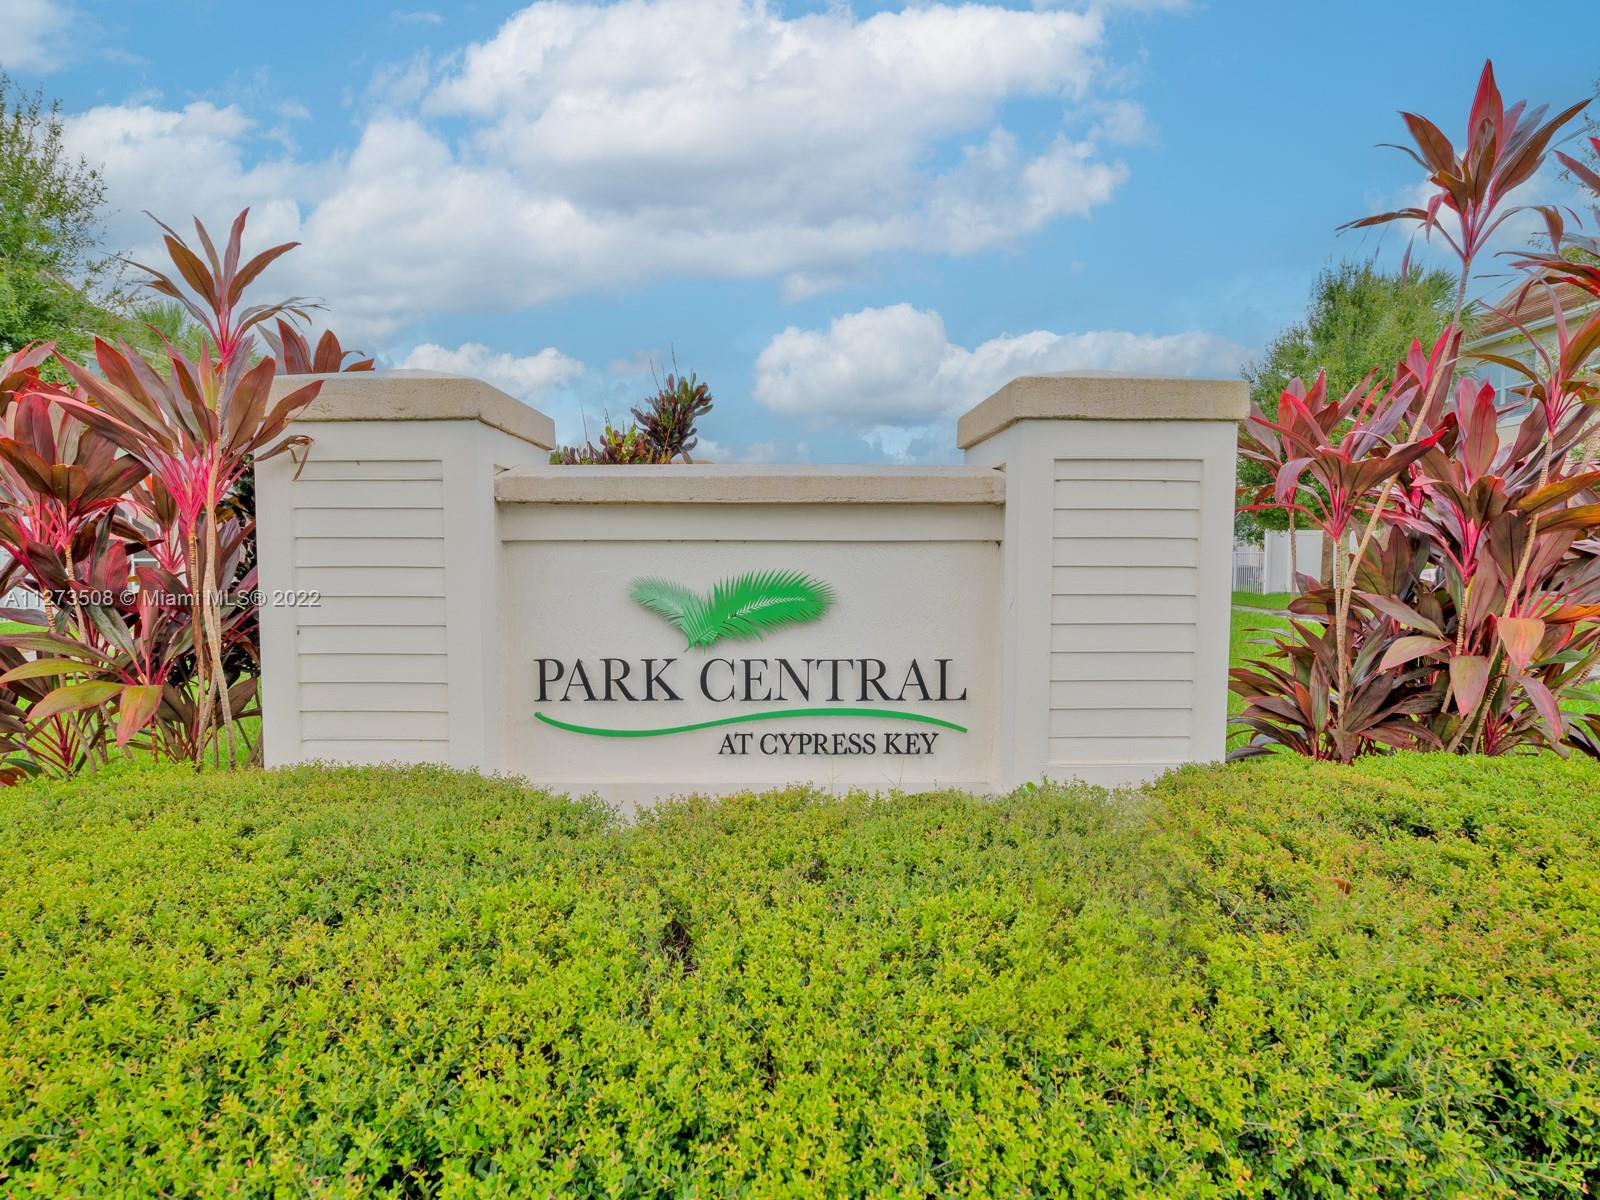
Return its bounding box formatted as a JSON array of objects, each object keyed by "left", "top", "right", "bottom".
[
  {"left": 1343, "top": 63, "right": 1590, "bottom": 322},
  {"left": 261, "top": 318, "right": 376, "bottom": 374},
  {"left": 0, "top": 211, "right": 357, "bottom": 776},
  {"left": 28, "top": 211, "right": 326, "bottom": 765},
  {"left": 0, "top": 345, "right": 109, "bottom": 776},
  {"left": 1515, "top": 133, "right": 1600, "bottom": 304},
  {"left": 0, "top": 390, "right": 148, "bottom": 607},
  {"left": 0, "top": 540, "right": 258, "bottom": 765},
  {"left": 133, "top": 211, "right": 311, "bottom": 364},
  {"left": 1234, "top": 62, "right": 1600, "bottom": 762}
]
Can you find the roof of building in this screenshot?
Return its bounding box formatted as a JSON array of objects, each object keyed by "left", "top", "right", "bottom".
[{"left": 1471, "top": 279, "right": 1596, "bottom": 343}]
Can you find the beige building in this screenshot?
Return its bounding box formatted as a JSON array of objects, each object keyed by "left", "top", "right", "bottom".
[{"left": 1466, "top": 282, "right": 1597, "bottom": 444}]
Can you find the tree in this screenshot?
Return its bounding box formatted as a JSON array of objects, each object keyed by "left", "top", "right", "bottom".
[
  {"left": 1236, "top": 261, "right": 1455, "bottom": 583},
  {"left": 0, "top": 72, "right": 113, "bottom": 363}
]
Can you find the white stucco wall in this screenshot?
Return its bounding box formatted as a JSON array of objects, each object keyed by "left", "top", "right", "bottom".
[{"left": 257, "top": 370, "right": 1245, "bottom": 803}]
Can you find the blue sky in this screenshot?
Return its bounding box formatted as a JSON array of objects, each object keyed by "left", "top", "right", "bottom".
[{"left": 5, "top": 0, "right": 1596, "bottom": 461}]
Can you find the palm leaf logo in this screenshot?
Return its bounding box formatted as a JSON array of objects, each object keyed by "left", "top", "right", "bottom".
[
  {"left": 630, "top": 578, "right": 706, "bottom": 639},
  {"left": 630, "top": 570, "right": 835, "bottom": 648}
]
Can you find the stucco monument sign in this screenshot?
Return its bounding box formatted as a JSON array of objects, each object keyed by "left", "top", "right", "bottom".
[{"left": 256, "top": 371, "right": 1245, "bottom": 806}]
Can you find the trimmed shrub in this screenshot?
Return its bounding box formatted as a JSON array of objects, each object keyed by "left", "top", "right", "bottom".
[{"left": 0, "top": 757, "right": 1597, "bottom": 1196}]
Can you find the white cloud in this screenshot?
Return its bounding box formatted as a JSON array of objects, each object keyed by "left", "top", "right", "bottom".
[
  {"left": 399, "top": 342, "right": 584, "bottom": 400},
  {"left": 63, "top": 101, "right": 311, "bottom": 255},
  {"left": 921, "top": 130, "right": 1125, "bottom": 254},
  {"left": 691, "top": 437, "right": 808, "bottom": 464},
  {"left": 0, "top": 0, "right": 70, "bottom": 71},
  {"left": 735, "top": 440, "right": 787, "bottom": 464},
  {"left": 424, "top": 0, "right": 1119, "bottom": 283},
  {"left": 57, "top": 0, "right": 1150, "bottom": 335},
  {"left": 432, "top": 0, "right": 1104, "bottom": 172},
  {"left": 363, "top": 53, "right": 436, "bottom": 110},
  {"left": 754, "top": 303, "right": 1248, "bottom": 452},
  {"left": 1091, "top": 98, "right": 1152, "bottom": 146},
  {"left": 398, "top": 341, "right": 591, "bottom": 446},
  {"left": 688, "top": 437, "right": 728, "bottom": 461}
]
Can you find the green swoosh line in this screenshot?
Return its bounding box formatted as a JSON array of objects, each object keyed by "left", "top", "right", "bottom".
[{"left": 535, "top": 707, "right": 967, "bottom": 738}]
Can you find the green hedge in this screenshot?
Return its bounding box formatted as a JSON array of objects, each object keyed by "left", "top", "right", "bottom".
[{"left": 1, "top": 756, "right": 1597, "bottom": 1196}]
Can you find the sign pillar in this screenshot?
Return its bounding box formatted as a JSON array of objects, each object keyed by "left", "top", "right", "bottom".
[
  {"left": 256, "top": 371, "right": 554, "bottom": 770},
  {"left": 959, "top": 375, "right": 1247, "bottom": 789}
]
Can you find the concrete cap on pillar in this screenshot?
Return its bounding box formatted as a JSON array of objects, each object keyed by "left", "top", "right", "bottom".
[
  {"left": 268, "top": 369, "right": 557, "bottom": 449},
  {"left": 956, "top": 372, "right": 1249, "bottom": 450}
]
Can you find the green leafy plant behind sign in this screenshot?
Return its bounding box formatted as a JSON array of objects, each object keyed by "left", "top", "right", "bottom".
[{"left": 631, "top": 570, "right": 835, "bottom": 649}]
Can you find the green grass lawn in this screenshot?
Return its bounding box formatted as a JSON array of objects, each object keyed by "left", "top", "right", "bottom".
[
  {"left": 2, "top": 757, "right": 1597, "bottom": 1197},
  {"left": 1230, "top": 590, "right": 1294, "bottom": 611},
  {"left": 1228, "top": 606, "right": 1290, "bottom": 720}
]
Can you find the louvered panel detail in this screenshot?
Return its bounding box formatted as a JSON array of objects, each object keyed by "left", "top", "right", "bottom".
[{"left": 1049, "top": 457, "right": 1205, "bottom": 768}]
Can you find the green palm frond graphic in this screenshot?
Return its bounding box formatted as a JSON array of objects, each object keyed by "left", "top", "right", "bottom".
[
  {"left": 630, "top": 578, "right": 706, "bottom": 638},
  {"left": 630, "top": 570, "right": 835, "bottom": 648}
]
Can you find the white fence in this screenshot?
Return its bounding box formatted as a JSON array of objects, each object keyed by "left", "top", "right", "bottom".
[{"left": 1233, "top": 529, "right": 1324, "bottom": 594}]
